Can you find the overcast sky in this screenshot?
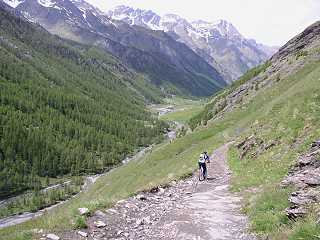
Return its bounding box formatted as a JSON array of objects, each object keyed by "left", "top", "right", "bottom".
[{"left": 87, "top": 0, "right": 320, "bottom": 46}]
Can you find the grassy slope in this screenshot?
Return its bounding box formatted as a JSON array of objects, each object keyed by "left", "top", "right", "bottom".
[
  {"left": 188, "top": 61, "right": 271, "bottom": 130},
  {"left": 228, "top": 61, "right": 320, "bottom": 239}
]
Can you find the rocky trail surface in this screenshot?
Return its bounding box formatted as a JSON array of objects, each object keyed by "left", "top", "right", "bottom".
[{"left": 61, "top": 143, "right": 255, "bottom": 240}]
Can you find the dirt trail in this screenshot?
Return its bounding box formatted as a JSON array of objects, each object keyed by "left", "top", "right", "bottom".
[
  {"left": 62, "top": 143, "right": 255, "bottom": 240},
  {"left": 153, "top": 143, "right": 256, "bottom": 240}
]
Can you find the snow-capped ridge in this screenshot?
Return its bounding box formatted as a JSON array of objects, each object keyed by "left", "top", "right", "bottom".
[
  {"left": 38, "top": 0, "right": 55, "bottom": 7},
  {"left": 106, "top": 4, "right": 277, "bottom": 81},
  {"left": 191, "top": 19, "right": 242, "bottom": 39},
  {"left": 108, "top": 6, "right": 242, "bottom": 39},
  {"left": 162, "top": 13, "right": 181, "bottom": 22},
  {"left": 2, "top": 0, "right": 24, "bottom": 8}
]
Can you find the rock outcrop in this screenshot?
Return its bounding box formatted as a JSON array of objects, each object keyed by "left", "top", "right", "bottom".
[
  {"left": 282, "top": 140, "right": 320, "bottom": 219},
  {"left": 236, "top": 135, "right": 278, "bottom": 159}
]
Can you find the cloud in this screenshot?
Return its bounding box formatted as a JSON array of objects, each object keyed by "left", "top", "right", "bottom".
[{"left": 88, "top": 0, "right": 320, "bottom": 46}]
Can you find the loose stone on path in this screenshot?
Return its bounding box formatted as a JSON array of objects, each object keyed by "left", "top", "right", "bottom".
[{"left": 61, "top": 143, "right": 255, "bottom": 240}]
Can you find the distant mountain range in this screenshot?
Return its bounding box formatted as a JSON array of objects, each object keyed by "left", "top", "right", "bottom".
[
  {"left": 1, "top": 0, "right": 278, "bottom": 92},
  {"left": 1, "top": 0, "right": 227, "bottom": 96},
  {"left": 107, "top": 5, "right": 279, "bottom": 82}
]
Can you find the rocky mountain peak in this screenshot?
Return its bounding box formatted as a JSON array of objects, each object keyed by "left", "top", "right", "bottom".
[
  {"left": 106, "top": 4, "right": 277, "bottom": 82},
  {"left": 162, "top": 13, "right": 181, "bottom": 22},
  {"left": 191, "top": 19, "right": 242, "bottom": 39},
  {"left": 1, "top": 0, "right": 278, "bottom": 85},
  {"left": 71, "top": 0, "right": 103, "bottom": 14},
  {"left": 108, "top": 5, "right": 134, "bottom": 16},
  {"left": 215, "top": 20, "right": 242, "bottom": 38},
  {"left": 107, "top": 5, "right": 161, "bottom": 29},
  {"left": 1, "top": 0, "right": 227, "bottom": 96}
]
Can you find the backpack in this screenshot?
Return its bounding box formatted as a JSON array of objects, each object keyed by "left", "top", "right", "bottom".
[{"left": 199, "top": 153, "right": 205, "bottom": 163}]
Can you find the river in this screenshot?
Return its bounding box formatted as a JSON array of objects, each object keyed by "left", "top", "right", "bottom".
[{"left": 0, "top": 105, "right": 180, "bottom": 229}]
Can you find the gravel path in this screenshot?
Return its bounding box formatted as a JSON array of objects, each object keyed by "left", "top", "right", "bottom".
[{"left": 62, "top": 143, "right": 256, "bottom": 240}]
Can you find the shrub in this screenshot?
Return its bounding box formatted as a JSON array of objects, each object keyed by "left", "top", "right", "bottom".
[{"left": 73, "top": 215, "right": 87, "bottom": 229}]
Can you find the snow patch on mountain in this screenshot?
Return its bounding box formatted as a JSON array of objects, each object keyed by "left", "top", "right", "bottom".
[
  {"left": 2, "top": 0, "right": 24, "bottom": 8},
  {"left": 107, "top": 6, "right": 243, "bottom": 41},
  {"left": 37, "top": 0, "right": 55, "bottom": 8},
  {"left": 191, "top": 19, "right": 243, "bottom": 39},
  {"left": 21, "top": 10, "right": 38, "bottom": 23},
  {"left": 78, "top": 7, "right": 87, "bottom": 19},
  {"left": 107, "top": 5, "right": 278, "bottom": 82},
  {"left": 161, "top": 14, "right": 180, "bottom": 24}
]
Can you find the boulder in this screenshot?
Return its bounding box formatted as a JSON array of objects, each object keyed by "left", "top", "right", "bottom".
[
  {"left": 46, "top": 234, "right": 60, "bottom": 240},
  {"left": 136, "top": 194, "right": 147, "bottom": 201},
  {"left": 143, "top": 216, "right": 151, "bottom": 225},
  {"left": 32, "top": 228, "right": 43, "bottom": 234},
  {"left": 304, "top": 172, "right": 320, "bottom": 186},
  {"left": 94, "top": 220, "right": 106, "bottom": 228},
  {"left": 135, "top": 219, "right": 143, "bottom": 226},
  {"left": 78, "top": 207, "right": 89, "bottom": 215},
  {"left": 235, "top": 139, "right": 247, "bottom": 149},
  {"left": 116, "top": 199, "right": 126, "bottom": 204},
  {"left": 297, "top": 155, "right": 313, "bottom": 166},
  {"left": 289, "top": 194, "right": 315, "bottom": 205},
  {"left": 311, "top": 140, "right": 320, "bottom": 148},
  {"left": 264, "top": 141, "right": 277, "bottom": 150},
  {"left": 77, "top": 231, "right": 88, "bottom": 238},
  {"left": 286, "top": 207, "right": 307, "bottom": 219},
  {"left": 106, "top": 208, "right": 118, "bottom": 214},
  {"left": 158, "top": 187, "right": 165, "bottom": 195},
  {"left": 150, "top": 186, "right": 166, "bottom": 195}
]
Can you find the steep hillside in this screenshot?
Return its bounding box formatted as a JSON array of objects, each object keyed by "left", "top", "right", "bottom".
[
  {"left": 189, "top": 21, "right": 320, "bottom": 129},
  {"left": 0, "top": 6, "right": 168, "bottom": 198},
  {"left": 189, "top": 20, "right": 320, "bottom": 239},
  {"left": 0, "top": 0, "right": 227, "bottom": 96},
  {"left": 108, "top": 5, "right": 278, "bottom": 82}
]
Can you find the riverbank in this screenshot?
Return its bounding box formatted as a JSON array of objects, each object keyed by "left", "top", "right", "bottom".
[
  {"left": 0, "top": 102, "right": 183, "bottom": 229},
  {"left": 0, "top": 144, "right": 161, "bottom": 229},
  {"left": 0, "top": 97, "right": 208, "bottom": 240}
]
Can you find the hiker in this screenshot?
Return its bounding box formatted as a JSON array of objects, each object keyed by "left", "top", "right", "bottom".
[{"left": 198, "top": 151, "right": 210, "bottom": 180}]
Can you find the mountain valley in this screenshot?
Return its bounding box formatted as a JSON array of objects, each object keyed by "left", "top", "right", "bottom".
[
  {"left": 108, "top": 5, "right": 278, "bottom": 82},
  {"left": 1, "top": 0, "right": 227, "bottom": 96},
  {"left": 0, "top": 1, "right": 319, "bottom": 240}
]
